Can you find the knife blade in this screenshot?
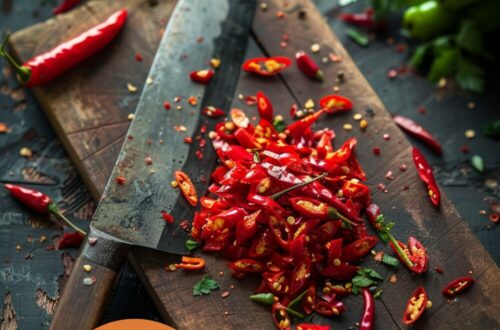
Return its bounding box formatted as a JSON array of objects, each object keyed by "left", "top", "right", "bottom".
[{"left": 50, "top": 0, "right": 256, "bottom": 328}]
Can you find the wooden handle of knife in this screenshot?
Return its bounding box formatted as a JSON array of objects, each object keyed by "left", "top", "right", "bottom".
[
  {"left": 50, "top": 229, "right": 130, "bottom": 330},
  {"left": 50, "top": 255, "right": 117, "bottom": 330}
]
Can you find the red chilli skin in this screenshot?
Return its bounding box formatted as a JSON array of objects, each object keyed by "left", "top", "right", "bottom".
[
  {"left": 442, "top": 276, "right": 474, "bottom": 298},
  {"left": 394, "top": 115, "right": 442, "bottom": 154},
  {"left": 296, "top": 51, "right": 323, "bottom": 81},
  {"left": 412, "top": 147, "right": 441, "bottom": 207},
  {"left": 402, "top": 286, "right": 428, "bottom": 325},
  {"left": 53, "top": 0, "right": 80, "bottom": 15},
  {"left": 17, "top": 9, "right": 127, "bottom": 87},
  {"left": 4, "top": 184, "right": 52, "bottom": 213},
  {"left": 359, "top": 288, "right": 375, "bottom": 330}
]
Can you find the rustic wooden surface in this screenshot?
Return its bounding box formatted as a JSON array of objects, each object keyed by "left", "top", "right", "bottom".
[{"left": 2, "top": 0, "right": 500, "bottom": 329}]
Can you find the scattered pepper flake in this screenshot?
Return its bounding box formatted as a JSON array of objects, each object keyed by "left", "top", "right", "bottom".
[
  {"left": 128, "top": 113, "right": 135, "bottom": 120},
  {"left": 127, "top": 83, "right": 138, "bottom": 93},
  {"left": 82, "top": 276, "right": 95, "bottom": 286},
  {"left": 221, "top": 291, "right": 231, "bottom": 298},
  {"left": 0, "top": 123, "right": 8, "bottom": 133},
  {"left": 174, "top": 125, "right": 187, "bottom": 132},
  {"left": 83, "top": 264, "right": 92, "bottom": 272},
  {"left": 343, "top": 123, "right": 352, "bottom": 131},
  {"left": 383, "top": 133, "right": 390, "bottom": 140},
  {"left": 174, "top": 96, "right": 182, "bottom": 103},
  {"left": 467, "top": 102, "right": 476, "bottom": 109},
  {"left": 19, "top": 147, "right": 32, "bottom": 158},
  {"left": 385, "top": 170, "right": 394, "bottom": 180},
  {"left": 387, "top": 69, "right": 398, "bottom": 79},
  {"left": 144, "top": 156, "right": 153, "bottom": 165},
  {"left": 88, "top": 237, "right": 98, "bottom": 246},
  {"left": 161, "top": 211, "right": 174, "bottom": 224},
  {"left": 166, "top": 264, "right": 177, "bottom": 272},
  {"left": 276, "top": 10, "right": 285, "bottom": 18},
  {"left": 418, "top": 106, "right": 426, "bottom": 114},
  {"left": 171, "top": 180, "right": 178, "bottom": 188},
  {"left": 164, "top": 101, "right": 171, "bottom": 110},
  {"left": 489, "top": 213, "right": 499, "bottom": 223},
  {"left": 465, "top": 129, "right": 476, "bottom": 139},
  {"left": 146, "top": 77, "right": 154, "bottom": 85},
  {"left": 389, "top": 273, "right": 398, "bottom": 284},
  {"left": 399, "top": 163, "right": 407, "bottom": 172},
  {"left": 438, "top": 77, "right": 447, "bottom": 88},
  {"left": 333, "top": 86, "right": 340, "bottom": 93},
  {"left": 188, "top": 96, "right": 198, "bottom": 106},
  {"left": 304, "top": 99, "right": 315, "bottom": 109},
  {"left": 184, "top": 137, "right": 193, "bottom": 144},
  {"left": 435, "top": 267, "right": 444, "bottom": 274},
  {"left": 135, "top": 52, "right": 143, "bottom": 62},
  {"left": 260, "top": 2, "right": 268, "bottom": 11},
  {"left": 16, "top": 244, "right": 21, "bottom": 251},
  {"left": 373, "top": 147, "right": 380, "bottom": 155},
  {"left": 116, "top": 176, "right": 127, "bottom": 185},
  {"left": 353, "top": 113, "right": 362, "bottom": 121}
]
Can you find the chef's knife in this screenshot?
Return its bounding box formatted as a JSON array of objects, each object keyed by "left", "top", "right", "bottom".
[{"left": 50, "top": 0, "right": 256, "bottom": 328}]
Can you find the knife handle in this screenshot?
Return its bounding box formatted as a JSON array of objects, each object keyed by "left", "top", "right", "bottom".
[{"left": 50, "top": 229, "right": 130, "bottom": 330}]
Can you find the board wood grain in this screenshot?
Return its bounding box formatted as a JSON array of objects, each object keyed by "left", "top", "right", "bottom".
[{"left": 9, "top": 0, "right": 500, "bottom": 329}]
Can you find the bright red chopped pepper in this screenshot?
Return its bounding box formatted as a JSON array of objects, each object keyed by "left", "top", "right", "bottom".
[
  {"left": 242, "top": 56, "right": 292, "bottom": 76},
  {"left": 56, "top": 231, "right": 84, "bottom": 249},
  {"left": 287, "top": 110, "right": 325, "bottom": 139},
  {"left": 190, "top": 69, "right": 214, "bottom": 84},
  {"left": 340, "top": 8, "right": 376, "bottom": 29},
  {"left": 53, "top": 0, "right": 80, "bottom": 15},
  {"left": 412, "top": 147, "right": 441, "bottom": 207},
  {"left": 341, "top": 236, "right": 378, "bottom": 263},
  {"left": 394, "top": 115, "right": 442, "bottom": 154},
  {"left": 230, "top": 259, "right": 266, "bottom": 273},
  {"left": 402, "top": 286, "right": 429, "bottom": 325},
  {"left": 230, "top": 108, "right": 250, "bottom": 128},
  {"left": 256, "top": 91, "right": 274, "bottom": 122},
  {"left": 289, "top": 197, "right": 357, "bottom": 227},
  {"left": 319, "top": 95, "right": 353, "bottom": 114},
  {"left": 389, "top": 236, "right": 428, "bottom": 274},
  {"left": 314, "top": 299, "right": 346, "bottom": 316},
  {"left": 296, "top": 51, "right": 323, "bottom": 81},
  {"left": 175, "top": 170, "right": 198, "bottom": 206},
  {"left": 203, "top": 106, "right": 225, "bottom": 118},
  {"left": 175, "top": 256, "right": 205, "bottom": 270},
  {"left": 359, "top": 288, "right": 375, "bottom": 330},
  {"left": 442, "top": 276, "right": 474, "bottom": 298},
  {"left": 272, "top": 302, "right": 292, "bottom": 330},
  {"left": 301, "top": 284, "right": 317, "bottom": 315},
  {"left": 296, "top": 324, "right": 330, "bottom": 330},
  {"left": 1, "top": 10, "right": 128, "bottom": 87}
]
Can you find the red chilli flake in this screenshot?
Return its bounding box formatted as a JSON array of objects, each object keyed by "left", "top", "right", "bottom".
[
  {"left": 435, "top": 267, "right": 444, "bottom": 274},
  {"left": 116, "top": 176, "right": 127, "bottom": 185},
  {"left": 184, "top": 137, "right": 193, "bottom": 144},
  {"left": 179, "top": 220, "right": 189, "bottom": 231},
  {"left": 460, "top": 145, "right": 470, "bottom": 154},
  {"left": 418, "top": 106, "right": 427, "bottom": 114},
  {"left": 56, "top": 232, "right": 84, "bottom": 250},
  {"left": 244, "top": 96, "right": 257, "bottom": 105},
  {"left": 135, "top": 53, "right": 143, "bottom": 62},
  {"left": 489, "top": 213, "right": 499, "bottom": 223},
  {"left": 161, "top": 211, "right": 174, "bottom": 224},
  {"left": 383, "top": 134, "right": 390, "bottom": 140},
  {"left": 399, "top": 163, "right": 407, "bottom": 172},
  {"left": 373, "top": 147, "right": 381, "bottom": 155},
  {"left": 164, "top": 101, "right": 171, "bottom": 110},
  {"left": 387, "top": 69, "right": 398, "bottom": 79},
  {"left": 195, "top": 150, "right": 203, "bottom": 160}
]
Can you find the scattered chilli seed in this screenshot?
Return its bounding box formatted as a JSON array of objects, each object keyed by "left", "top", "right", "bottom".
[
  {"left": 88, "top": 237, "right": 98, "bottom": 245},
  {"left": 373, "top": 147, "right": 381, "bottom": 155},
  {"left": 188, "top": 96, "right": 198, "bottom": 106},
  {"left": 260, "top": 2, "right": 268, "bottom": 10},
  {"left": 311, "top": 43, "right": 321, "bottom": 53},
  {"left": 0, "top": 123, "right": 8, "bottom": 133},
  {"left": 387, "top": 69, "right": 398, "bottom": 79},
  {"left": 127, "top": 83, "right": 138, "bottom": 93},
  {"left": 359, "top": 119, "right": 368, "bottom": 129},
  {"left": 116, "top": 176, "right": 126, "bottom": 185},
  {"left": 353, "top": 113, "right": 362, "bottom": 121},
  {"left": 383, "top": 133, "right": 390, "bottom": 140},
  {"left": 389, "top": 274, "right": 398, "bottom": 283},
  {"left": 221, "top": 291, "right": 231, "bottom": 298},
  {"left": 83, "top": 264, "right": 92, "bottom": 272},
  {"left": 438, "top": 78, "right": 447, "bottom": 88},
  {"left": 333, "top": 86, "right": 340, "bottom": 93},
  {"left": 343, "top": 123, "right": 353, "bottom": 131},
  {"left": 399, "top": 163, "right": 407, "bottom": 172},
  {"left": 329, "top": 52, "right": 342, "bottom": 62},
  {"left": 489, "top": 213, "right": 499, "bottom": 223},
  {"left": 128, "top": 113, "right": 135, "bottom": 120},
  {"left": 164, "top": 101, "right": 171, "bottom": 110},
  {"left": 465, "top": 129, "right": 476, "bottom": 139},
  {"left": 304, "top": 99, "right": 315, "bottom": 109},
  {"left": 19, "top": 147, "right": 32, "bottom": 158},
  {"left": 82, "top": 276, "right": 96, "bottom": 286}
]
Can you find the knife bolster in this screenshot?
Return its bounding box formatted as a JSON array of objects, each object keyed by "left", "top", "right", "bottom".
[{"left": 81, "top": 227, "right": 131, "bottom": 271}]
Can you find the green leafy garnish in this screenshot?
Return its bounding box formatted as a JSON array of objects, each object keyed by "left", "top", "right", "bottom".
[
  {"left": 193, "top": 275, "right": 219, "bottom": 296},
  {"left": 374, "top": 214, "right": 394, "bottom": 243},
  {"left": 470, "top": 155, "right": 484, "bottom": 173},
  {"left": 346, "top": 28, "right": 369, "bottom": 47},
  {"left": 381, "top": 254, "right": 400, "bottom": 267},
  {"left": 186, "top": 239, "right": 202, "bottom": 252},
  {"left": 456, "top": 55, "right": 485, "bottom": 93},
  {"left": 428, "top": 49, "right": 458, "bottom": 83},
  {"left": 273, "top": 118, "right": 286, "bottom": 133},
  {"left": 352, "top": 268, "right": 383, "bottom": 294},
  {"left": 484, "top": 119, "right": 500, "bottom": 137},
  {"left": 456, "top": 21, "right": 490, "bottom": 59}
]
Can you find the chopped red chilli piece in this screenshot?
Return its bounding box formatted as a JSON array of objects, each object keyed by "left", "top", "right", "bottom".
[
  {"left": 402, "top": 287, "right": 428, "bottom": 325},
  {"left": 442, "top": 276, "right": 474, "bottom": 298},
  {"left": 161, "top": 211, "right": 174, "bottom": 224}
]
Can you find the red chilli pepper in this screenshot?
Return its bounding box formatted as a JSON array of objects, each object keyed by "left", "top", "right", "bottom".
[
  {"left": 359, "top": 288, "right": 375, "bottom": 330},
  {"left": 341, "top": 236, "right": 378, "bottom": 263},
  {"left": 296, "top": 51, "right": 323, "bottom": 81},
  {"left": 0, "top": 10, "right": 128, "bottom": 87},
  {"left": 175, "top": 256, "right": 205, "bottom": 270},
  {"left": 53, "top": 0, "right": 80, "bottom": 15},
  {"left": 56, "top": 231, "right": 84, "bottom": 249},
  {"left": 412, "top": 147, "right": 441, "bottom": 207},
  {"left": 203, "top": 106, "right": 225, "bottom": 118},
  {"left": 319, "top": 95, "right": 353, "bottom": 115},
  {"left": 394, "top": 115, "right": 442, "bottom": 154},
  {"left": 389, "top": 236, "right": 428, "bottom": 274},
  {"left": 4, "top": 184, "right": 86, "bottom": 235},
  {"left": 175, "top": 170, "right": 198, "bottom": 206},
  {"left": 230, "top": 258, "right": 265, "bottom": 273},
  {"left": 442, "top": 276, "right": 474, "bottom": 298},
  {"left": 272, "top": 302, "right": 292, "bottom": 330},
  {"left": 242, "top": 56, "right": 291, "bottom": 76},
  {"left": 256, "top": 91, "right": 274, "bottom": 122},
  {"left": 190, "top": 69, "right": 214, "bottom": 84},
  {"left": 340, "top": 8, "right": 375, "bottom": 29},
  {"left": 402, "top": 286, "right": 429, "bottom": 325}
]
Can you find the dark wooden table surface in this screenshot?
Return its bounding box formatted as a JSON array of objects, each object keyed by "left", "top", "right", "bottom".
[{"left": 0, "top": 0, "right": 498, "bottom": 329}]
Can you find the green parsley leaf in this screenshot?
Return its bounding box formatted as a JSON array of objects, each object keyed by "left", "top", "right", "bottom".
[
  {"left": 273, "top": 119, "right": 286, "bottom": 133},
  {"left": 381, "top": 254, "right": 400, "bottom": 267},
  {"left": 358, "top": 268, "right": 384, "bottom": 280},
  {"left": 352, "top": 275, "right": 375, "bottom": 289},
  {"left": 428, "top": 49, "right": 458, "bottom": 83},
  {"left": 185, "top": 239, "right": 202, "bottom": 252},
  {"left": 346, "top": 28, "right": 369, "bottom": 47},
  {"left": 456, "top": 56, "right": 485, "bottom": 93},
  {"left": 457, "top": 20, "right": 490, "bottom": 58},
  {"left": 484, "top": 119, "right": 500, "bottom": 137},
  {"left": 193, "top": 275, "right": 219, "bottom": 296}
]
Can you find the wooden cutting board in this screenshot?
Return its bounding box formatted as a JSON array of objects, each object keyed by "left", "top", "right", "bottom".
[{"left": 10, "top": 0, "right": 500, "bottom": 329}]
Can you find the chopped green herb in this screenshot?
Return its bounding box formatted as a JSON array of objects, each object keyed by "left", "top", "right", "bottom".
[
  {"left": 273, "top": 118, "right": 286, "bottom": 133},
  {"left": 470, "top": 155, "right": 484, "bottom": 173},
  {"left": 185, "top": 239, "right": 202, "bottom": 251},
  {"left": 484, "top": 119, "right": 500, "bottom": 137},
  {"left": 346, "top": 28, "right": 369, "bottom": 47},
  {"left": 193, "top": 275, "right": 219, "bottom": 296},
  {"left": 381, "top": 254, "right": 400, "bottom": 267},
  {"left": 352, "top": 268, "right": 384, "bottom": 294}
]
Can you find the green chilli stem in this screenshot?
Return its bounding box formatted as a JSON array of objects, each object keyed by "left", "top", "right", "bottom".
[
  {"left": 387, "top": 233, "right": 414, "bottom": 268},
  {"left": 48, "top": 204, "right": 87, "bottom": 235},
  {"left": 270, "top": 172, "right": 327, "bottom": 200}
]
